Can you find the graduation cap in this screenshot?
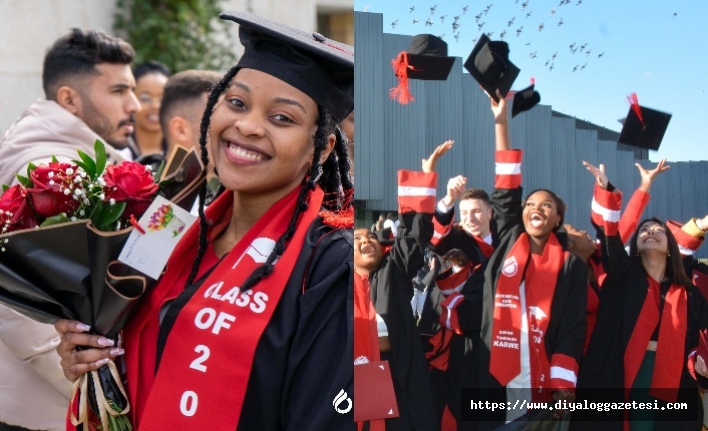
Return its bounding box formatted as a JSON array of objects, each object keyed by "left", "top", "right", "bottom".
[
  {"left": 389, "top": 34, "right": 456, "bottom": 104},
  {"left": 219, "top": 11, "right": 354, "bottom": 122},
  {"left": 464, "top": 34, "right": 520, "bottom": 102},
  {"left": 511, "top": 78, "right": 541, "bottom": 117},
  {"left": 617, "top": 93, "right": 671, "bottom": 151}
]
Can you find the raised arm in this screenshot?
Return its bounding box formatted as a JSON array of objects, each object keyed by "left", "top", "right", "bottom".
[
  {"left": 491, "top": 89, "right": 510, "bottom": 152},
  {"left": 584, "top": 161, "right": 629, "bottom": 276},
  {"left": 490, "top": 92, "right": 523, "bottom": 238},
  {"left": 388, "top": 142, "right": 451, "bottom": 279}
]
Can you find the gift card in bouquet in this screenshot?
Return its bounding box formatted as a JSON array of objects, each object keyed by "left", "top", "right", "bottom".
[
  {"left": 118, "top": 195, "right": 196, "bottom": 279},
  {"left": 354, "top": 360, "right": 399, "bottom": 421}
]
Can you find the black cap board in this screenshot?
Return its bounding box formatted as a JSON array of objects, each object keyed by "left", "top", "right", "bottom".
[
  {"left": 464, "top": 34, "right": 520, "bottom": 102},
  {"left": 512, "top": 82, "right": 541, "bottom": 117},
  {"left": 219, "top": 11, "right": 354, "bottom": 123},
  {"left": 390, "top": 34, "right": 456, "bottom": 104},
  {"left": 617, "top": 105, "right": 672, "bottom": 151}
]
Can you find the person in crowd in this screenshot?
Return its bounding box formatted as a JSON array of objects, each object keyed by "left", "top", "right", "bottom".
[
  {"left": 568, "top": 159, "right": 669, "bottom": 352},
  {"left": 160, "top": 69, "right": 222, "bottom": 195},
  {"left": 0, "top": 28, "right": 138, "bottom": 186},
  {"left": 454, "top": 91, "right": 587, "bottom": 430},
  {"left": 353, "top": 141, "right": 451, "bottom": 431},
  {"left": 430, "top": 179, "right": 495, "bottom": 265},
  {"left": 574, "top": 166, "right": 708, "bottom": 430},
  {"left": 0, "top": 28, "right": 138, "bottom": 431},
  {"left": 54, "top": 11, "right": 354, "bottom": 430},
  {"left": 372, "top": 213, "right": 386, "bottom": 232},
  {"left": 131, "top": 60, "right": 171, "bottom": 157}
]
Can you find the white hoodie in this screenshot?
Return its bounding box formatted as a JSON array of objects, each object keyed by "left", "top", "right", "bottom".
[{"left": 0, "top": 98, "right": 126, "bottom": 186}]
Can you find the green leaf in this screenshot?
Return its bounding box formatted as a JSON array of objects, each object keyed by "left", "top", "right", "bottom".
[
  {"left": 73, "top": 160, "right": 91, "bottom": 178},
  {"left": 94, "top": 139, "right": 107, "bottom": 177},
  {"left": 2, "top": 184, "right": 9, "bottom": 192},
  {"left": 92, "top": 201, "right": 127, "bottom": 231},
  {"left": 14, "top": 174, "right": 32, "bottom": 188},
  {"left": 51, "top": 155, "right": 59, "bottom": 163},
  {"left": 26, "top": 162, "right": 37, "bottom": 181},
  {"left": 153, "top": 160, "right": 165, "bottom": 183},
  {"left": 40, "top": 214, "right": 72, "bottom": 227},
  {"left": 75, "top": 150, "right": 97, "bottom": 180}
]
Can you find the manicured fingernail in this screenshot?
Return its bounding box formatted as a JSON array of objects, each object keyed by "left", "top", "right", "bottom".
[
  {"left": 97, "top": 337, "right": 114, "bottom": 347},
  {"left": 76, "top": 323, "right": 91, "bottom": 332},
  {"left": 110, "top": 348, "right": 125, "bottom": 356},
  {"left": 95, "top": 358, "right": 110, "bottom": 367}
]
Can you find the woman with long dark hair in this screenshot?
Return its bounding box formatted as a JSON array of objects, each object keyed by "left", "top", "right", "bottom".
[
  {"left": 54, "top": 12, "right": 354, "bottom": 430},
  {"left": 574, "top": 169, "right": 708, "bottom": 430}
]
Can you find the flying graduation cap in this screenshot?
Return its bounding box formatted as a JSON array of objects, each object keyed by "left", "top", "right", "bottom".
[
  {"left": 464, "top": 34, "right": 520, "bottom": 102},
  {"left": 390, "top": 34, "right": 456, "bottom": 104},
  {"left": 511, "top": 78, "right": 541, "bottom": 117},
  {"left": 617, "top": 93, "right": 672, "bottom": 151}
]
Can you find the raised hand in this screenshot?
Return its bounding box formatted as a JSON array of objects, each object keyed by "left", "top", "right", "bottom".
[
  {"left": 582, "top": 160, "right": 609, "bottom": 189},
  {"left": 636, "top": 158, "right": 670, "bottom": 193},
  {"left": 422, "top": 139, "right": 454, "bottom": 173},
  {"left": 441, "top": 175, "right": 467, "bottom": 207},
  {"left": 489, "top": 89, "right": 509, "bottom": 125}
]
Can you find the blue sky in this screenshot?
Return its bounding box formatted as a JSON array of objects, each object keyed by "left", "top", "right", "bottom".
[{"left": 355, "top": 0, "right": 708, "bottom": 162}]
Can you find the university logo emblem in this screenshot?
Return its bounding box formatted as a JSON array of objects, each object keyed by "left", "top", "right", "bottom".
[{"left": 501, "top": 256, "right": 518, "bottom": 277}]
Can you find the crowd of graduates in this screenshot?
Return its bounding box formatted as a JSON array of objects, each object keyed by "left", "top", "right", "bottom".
[{"left": 354, "top": 91, "right": 708, "bottom": 431}]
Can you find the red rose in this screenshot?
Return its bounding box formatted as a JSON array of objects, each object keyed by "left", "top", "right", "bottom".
[
  {"left": 28, "top": 162, "right": 81, "bottom": 217},
  {"left": 103, "top": 162, "right": 159, "bottom": 219},
  {"left": 0, "top": 185, "right": 38, "bottom": 233}
]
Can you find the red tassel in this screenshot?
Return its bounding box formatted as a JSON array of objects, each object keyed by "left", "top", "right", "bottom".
[
  {"left": 627, "top": 92, "right": 644, "bottom": 126},
  {"left": 389, "top": 51, "right": 415, "bottom": 104},
  {"left": 530, "top": 77, "right": 536, "bottom": 85}
]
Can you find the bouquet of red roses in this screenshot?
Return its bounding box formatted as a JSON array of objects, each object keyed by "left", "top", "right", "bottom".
[{"left": 0, "top": 140, "right": 203, "bottom": 431}]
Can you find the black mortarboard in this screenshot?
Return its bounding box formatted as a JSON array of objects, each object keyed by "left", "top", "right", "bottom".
[
  {"left": 511, "top": 80, "right": 541, "bottom": 117},
  {"left": 219, "top": 11, "right": 354, "bottom": 122},
  {"left": 464, "top": 34, "right": 520, "bottom": 102},
  {"left": 617, "top": 96, "right": 672, "bottom": 151},
  {"left": 390, "top": 34, "right": 456, "bottom": 104}
]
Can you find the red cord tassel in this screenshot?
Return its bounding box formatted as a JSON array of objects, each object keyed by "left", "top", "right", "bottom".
[
  {"left": 389, "top": 51, "right": 415, "bottom": 104},
  {"left": 627, "top": 92, "right": 644, "bottom": 126}
]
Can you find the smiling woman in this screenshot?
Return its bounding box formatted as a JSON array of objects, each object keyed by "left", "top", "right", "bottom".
[{"left": 54, "top": 11, "right": 355, "bottom": 431}]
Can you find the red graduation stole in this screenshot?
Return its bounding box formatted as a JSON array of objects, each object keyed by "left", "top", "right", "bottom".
[
  {"left": 624, "top": 277, "right": 687, "bottom": 403},
  {"left": 474, "top": 235, "right": 495, "bottom": 259},
  {"left": 489, "top": 233, "right": 565, "bottom": 388},
  {"left": 353, "top": 273, "right": 385, "bottom": 431},
  {"left": 133, "top": 186, "right": 323, "bottom": 429}
]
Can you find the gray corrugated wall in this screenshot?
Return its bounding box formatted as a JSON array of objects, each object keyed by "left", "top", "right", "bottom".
[{"left": 354, "top": 12, "right": 708, "bottom": 257}]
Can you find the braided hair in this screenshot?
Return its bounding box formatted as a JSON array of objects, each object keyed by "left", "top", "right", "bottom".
[{"left": 184, "top": 64, "right": 353, "bottom": 290}]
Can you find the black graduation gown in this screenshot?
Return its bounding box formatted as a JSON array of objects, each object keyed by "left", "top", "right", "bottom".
[
  {"left": 474, "top": 185, "right": 588, "bottom": 431},
  {"left": 573, "top": 224, "right": 708, "bottom": 431},
  {"left": 371, "top": 210, "right": 439, "bottom": 431},
  {"left": 155, "top": 218, "right": 355, "bottom": 431}
]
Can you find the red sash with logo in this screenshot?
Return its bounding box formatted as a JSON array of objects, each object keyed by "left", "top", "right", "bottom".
[
  {"left": 131, "top": 186, "right": 323, "bottom": 429},
  {"left": 624, "top": 278, "right": 687, "bottom": 402},
  {"left": 489, "top": 233, "right": 565, "bottom": 389}
]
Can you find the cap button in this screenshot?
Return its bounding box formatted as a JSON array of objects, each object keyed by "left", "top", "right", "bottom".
[{"left": 313, "top": 32, "right": 326, "bottom": 42}]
